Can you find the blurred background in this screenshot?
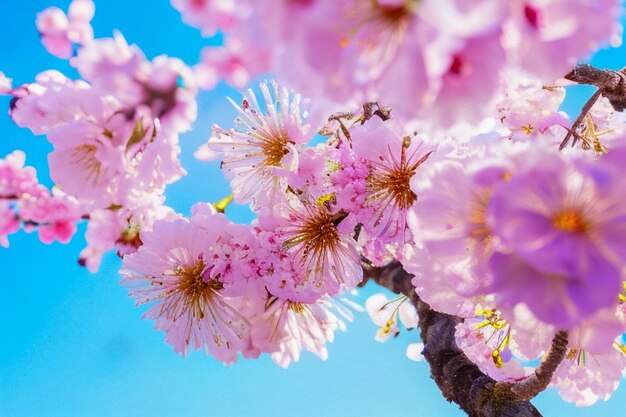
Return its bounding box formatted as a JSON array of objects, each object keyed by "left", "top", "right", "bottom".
[{"left": 0, "top": 1, "right": 625, "bottom": 416}]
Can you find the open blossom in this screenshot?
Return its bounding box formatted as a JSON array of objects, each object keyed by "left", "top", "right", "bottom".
[
  {"left": 121, "top": 216, "right": 255, "bottom": 362},
  {"left": 73, "top": 33, "right": 198, "bottom": 134},
  {"left": 204, "top": 80, "right": 312, "bottom": 209},
  {"left": 351, "top": 118, "right": 435, "bottom": 242},
  {"left": 487, "top": 153, "right": 626, "bottom": 328},
  {"left": 274, "top": 200, "right": 363, "bottom": 296},
  {"left": 365, "top": 293, "right": 418, "bottom": 342},
  {"left": 250, "top": 295, "right": 353, "bottom": 368},
  {"left": 36, "top": 0, "right": 95, "bottom": 59},
  {"left": 550, "top": 301, "right": 626, "bottom": 405}
]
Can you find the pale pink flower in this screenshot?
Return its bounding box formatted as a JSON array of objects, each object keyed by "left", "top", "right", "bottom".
[
  {"left": 170, "top": 0, "right": 250, "bottom": 37},
  {"left": 496, "top": 69, "right": 569, "bottom": 141},
  {"left": 0, "top": 151, "right": 43, "bottom": 198},
  {"left": 455, "top": 305, "right": 529, "bottom": 381},
  {"left": 194, "top": 38, "right": 270, "bottom": 90},
  {"left": 505, "top": 0, "right": 623, "bottom": 80},
  {"left": 10, "top": 71, "right": 117, "bottom": 136},
  {"left": 73, "top": 34, "right": 197, "bottom": 133},
  {"left": 250, "top": 295, "right": 352, "bottom": 368},
  {"left": 206, "top": 80, "right": 311, "bottom": 209},
  {"left": 122, "top": 218, "right": 252, "bottom": 362},
  {"left": 19, "top": 189, "right": 81, "bottom": 244},
  {"left": 552, "top": 344, "right": 626, "bottom": 406},
  {"left": 487, "top": 153, "right": 626, "bottom": 328},
  {"left": 36, "top": 0, "right": 94, "bottom": 59},
  {"left": 0, "top": 71, "right": 12, "bottom": 95}
]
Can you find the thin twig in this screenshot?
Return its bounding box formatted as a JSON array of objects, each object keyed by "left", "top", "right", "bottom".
[{"left": 559, "top": 90, "right": 602, "bottom": 150}]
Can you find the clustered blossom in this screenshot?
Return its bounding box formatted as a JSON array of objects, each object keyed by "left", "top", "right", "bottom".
[
  {"left": 3, "top": 0, "right": 626, "bottom": 409},
  {"left": 6, "top": 3, "right": 197, "bottom": 270},
  {"left": 36, "top": 0, "right": 95, "bottom": 59},
  {"left": 175, "top": 0, "right": 622, "bottom": 127},
  {"left": 0, "top": 151, "right": 80, "bottom": 247}
]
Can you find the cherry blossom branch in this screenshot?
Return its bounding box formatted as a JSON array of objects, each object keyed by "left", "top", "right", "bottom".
[
  {"left": 560, "top": 64, "right": 626, "bottom": 149},
  {"left": 362, "top": 261, "right": 569, "bottom": 417},
  {"left": 493, "top": 331, "right": 569, "bottom": 402}
]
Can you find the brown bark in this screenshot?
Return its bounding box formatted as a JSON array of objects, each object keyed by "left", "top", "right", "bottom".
[{"left": 363, "top": 261, "right": 568, "bottom": 417}]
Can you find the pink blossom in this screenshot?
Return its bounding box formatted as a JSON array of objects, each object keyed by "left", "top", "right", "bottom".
[
  {"left": 273, "top": 199, "right": 363, "bottom": 296},
  {"left": 73, "top": 34, "right": 198, "bottom": 133},
  {"left": 250, "top": 295, "right": 352, "bottom": 368},
  {"left": 487, "top": 153, "right": 626, "bottom": 327},
  {"left": 552, "top": 344, "right": 626, "bottom": 406},
  {"left": 0, "top": 151, "right": 43, "bottom": 198},
  {"left": 122, "top": 218, "right": 252, "bottom": 362},
  {"left": 36, "top": 0, "right": 95, "bottom": 59},
  {"left": 194, "top": 38, "right": 270, "bottom": 90},
  {"left": 205, "top": 80, "right": 312, "bottom": 209},
  {"left": 170, "top": 0, "right": 250, "bottom": 37},
  {"left": 505, "top": 0, "right": 623, "bottom": 80},
  {"left": 0, "top": 201, "right": 19, "bottom": 248},
  {"left": 19, "top": 189, "right": 81, "bottom": 244},
  {"left": 0, "top": 71, "right": 12, "bottom": 94},
  {"left": 351, "top": 118, "right": 436, "bottom": 242}
]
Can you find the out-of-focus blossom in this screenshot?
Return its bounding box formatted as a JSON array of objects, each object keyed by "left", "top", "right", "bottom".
[
  {"left": 194, "top": 38, "right": 270, "bottom": 90},
  {"left": 36, "top": 0, "right": 95, "bottom": 59},
  {"left": 170, "top": 0, "right": 251, "bottom": 37},
  {"left": 0, "top": 71, "right": 12, "bottom": 94}
]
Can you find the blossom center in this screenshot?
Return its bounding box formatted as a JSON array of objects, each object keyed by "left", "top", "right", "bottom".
[
  {"left": 553, "top": 209, "right": 587, "bottom": 233},
  {"left": 176, "top": 260, "right": 223, "bottom": 319},
  {"left": 262, "top": 135, "right": 290, "bottom": 167},
  {"left": 72, "top": 144, "right": 102, "bottom": 182},
  {"left": 371, "top": 166, "right": 416, "bottom": 210},
  {"left": 298, "top": 211, "right": 340, "bottom": 256}
]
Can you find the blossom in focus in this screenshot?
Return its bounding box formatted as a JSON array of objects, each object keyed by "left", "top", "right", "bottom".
[
  {"left": 275, "top": 200, "right": 362, "bottom": 296},
  {"left": 250, "top": 295, "right": 353, "bottom": 368},
  {"left": 204, "top": 80, "right": 312, "bottom": 209},
  {"left": 352, "top": 118, "right": 435, "bottom": 242},
  {"left": 121, "top": 216, "right": 254, "bottom": 362}
]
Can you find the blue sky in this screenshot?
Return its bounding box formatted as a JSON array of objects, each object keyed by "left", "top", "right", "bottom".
[{"left": 1, "top": 1, "right": 626, "bottom": 416}]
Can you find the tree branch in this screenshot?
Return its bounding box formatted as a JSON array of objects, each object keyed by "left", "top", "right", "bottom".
[
  {"left": 363, "top": 261, "right": 568, "bottom": 417},
  {"left": 494, "top": 331, "right": 568, "bottom": 402},
  {"left": 560, "top": 64, "right": 626, "bottom": 149}
]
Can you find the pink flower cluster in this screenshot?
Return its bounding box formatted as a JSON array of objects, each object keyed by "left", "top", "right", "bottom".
[
  {"left": 7, "top": 7, "right": 198, "bottom": 270},
  {"left": 0, "top": 150, "right": 80, "bottom": 247},
  {"left": 175, "top": 0, "right": 622, "bottom": 126},
  {"left": 4, "top": 0, "right": 626, "bottom": 408}
]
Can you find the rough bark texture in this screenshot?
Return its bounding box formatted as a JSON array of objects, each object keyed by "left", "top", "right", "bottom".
[
  {"left": 363, "top": 261, "right": 568, "bottom": 417},
  {"left": 560, "top": 64, "right": 626, "bottom": 149}
]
